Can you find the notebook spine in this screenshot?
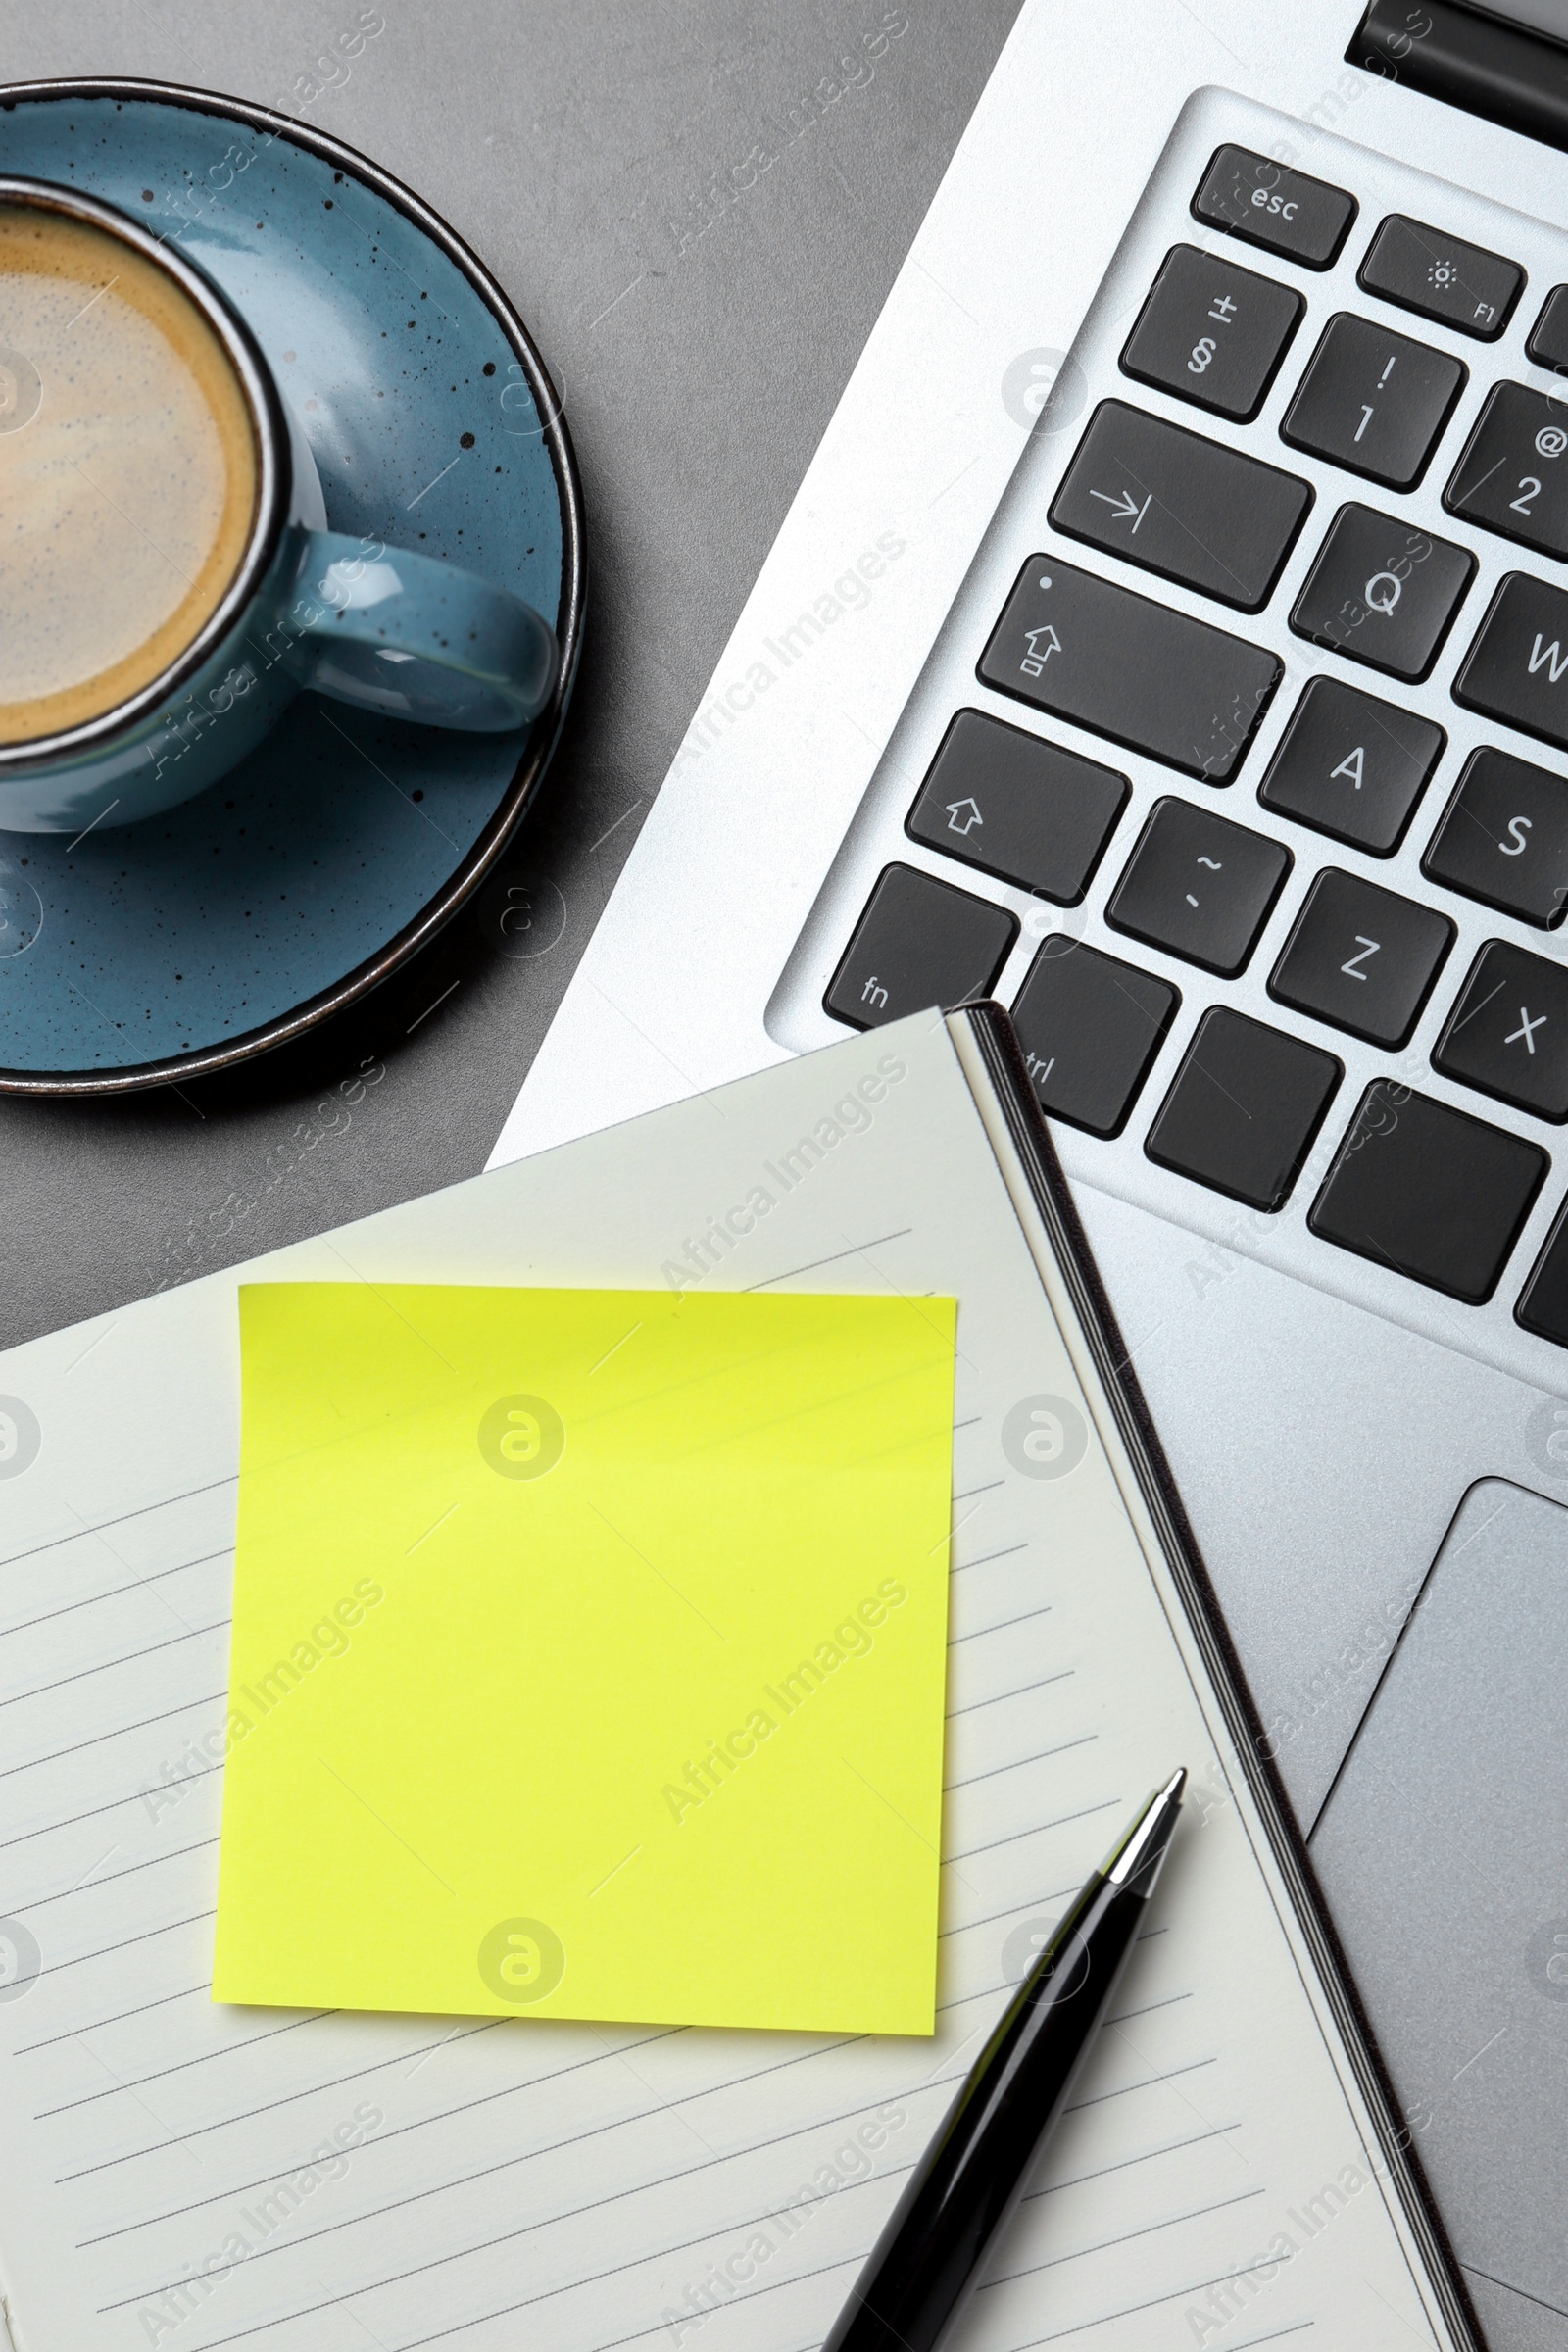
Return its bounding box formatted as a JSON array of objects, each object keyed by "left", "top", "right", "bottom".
[{"left": 953, "top": 998, "right": 1485, "bottom": 2352}]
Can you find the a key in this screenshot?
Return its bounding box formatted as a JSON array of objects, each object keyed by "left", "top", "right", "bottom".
[
  {"left": 1257, "top": 676, "right": 1444, "bottom": 856},
  {"left": 1452, "top": 572, "right": 1568, "bottom": 753},
  {"left": 904, "top": 710, "right": 1128, "bottom": 904},
  {"left": 1445, "top": 382, "right": 1568, "bottom": 559},
  {"left": 1432, "top": 940, "right": 1568, "bottom": 1120},
  {"left": 1268, "top": 867, "right": 1454, "bottom": 1048},
  {"left": 824, "top": 863, "right": 1017, "bottom": 1030},
  {"left": 1119, "top": 245, "right": 1303, "bottom": 422},
  {"left": 1515, "top": 1198, "right": 1568, "bottom": 1344},
  {"left": 1190, "top": 144, "right": 1357, "bottom": 270},
  {"left": 1309, "top": 1082, "right": 1546, "bottom": 1302},
  {"left": 1049, "top": 401, "right": 1312, "bottom": 612},
  {"left": 1145, "top": 1006, "right": 1342, "bottom": 1212},
  {"left": 1290, "top": 504, "right": 1475, "bottom": 682},
  {"left": 1280, "top": 314, "right": 1465, "bottom": 491},
  {"left": 978, "top": 558, "right": 1282, "bottom": 784},
  {"left": 1358, "top": 214, "right": 1524, "bottom": 341},
  {"left": 1526, "top": 286, "right": 1568, "bottom": 374},
  {"left": 1007, "top": 940, "right": 1178, "bottom": 1137},
  {"left": 1104, "top": 796, "right": 1291, "bottom": 976},
  {"left": 1421, "top": 746, "right": 1568, "bottom": 927}
]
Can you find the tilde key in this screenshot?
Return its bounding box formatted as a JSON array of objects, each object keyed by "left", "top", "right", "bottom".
[{"left": 978, "top": 557, "right": 1282, "bottom": 783}]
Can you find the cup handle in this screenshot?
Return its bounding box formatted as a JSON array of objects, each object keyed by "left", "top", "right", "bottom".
[{"left": 287, "top": 530, "right": 558, "bottom": 732}]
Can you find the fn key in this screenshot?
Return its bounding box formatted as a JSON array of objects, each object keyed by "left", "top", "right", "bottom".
[{"left": 825, "top": 864, "right": 1017, "bottom": 1030}]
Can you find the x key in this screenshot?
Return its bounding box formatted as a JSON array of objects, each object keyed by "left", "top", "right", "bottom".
[{"left": 1433, "top": 939, "right": 1568, "bottom": 1120}]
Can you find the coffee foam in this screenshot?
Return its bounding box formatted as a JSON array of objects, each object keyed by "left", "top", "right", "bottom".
[{"left": 0, "top": 202, "right": 259, "bottom": 746}]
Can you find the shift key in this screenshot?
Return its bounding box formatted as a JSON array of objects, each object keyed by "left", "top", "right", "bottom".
[{"left": 978, "top": 556, "right": 1283, "bottom": 783}]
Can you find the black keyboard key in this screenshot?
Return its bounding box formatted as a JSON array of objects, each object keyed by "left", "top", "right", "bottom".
[
  {"left": 1191, "top": 144, "right": 1356, "bottom": 270},
  {"left": 1309, "top": 1082, "right": 1546, "bottom": 1302},
  {"left": 1445, "top": 381, "right": 1568, "bottom": 559},
  {"left": 905, "top": 710, "right": 1128, "bottom": 904},
  {"left": 1268, "top": 867, "right": 1453, "bottom": 1048},
  {"left": 1526, "top": 286, "right": 1568, "bottom": 374},
  {"left": 978, "top": 559, "right": 1282, "bottom": 784},
  {"left": 1433, "top": 940, "right": 1568, "bottom": 1120},
  {"left": 1291, "top": 505, "right": 1475, "bottom": 682},
  {"left": 1422, "top": 746, "right": 1568, "bottom": 927},
  {"left": 1104, "top": 796, "right": 1291, "bottom": 977},
  {"left": 1280, "top": 314, "right": 1465, "bottom": 491},
  {"left": 1257, "top": 677, "right": 1444, "bottom": 855},
  {"left": 1453, "top": 571, "right": 1568, "bottom": 753},
  {"left": 1358, "top": 214, "right": 1524, "bottom": 341},
  {"left": 1008, "top": 941, "right": 1178, "bottom": 1138},
  {"left": 1516, "top": 1199, "right": 1568, "bottom": 1344},
  {"left": 824, "top": 863, "right": 1016, "bottom": 1030},
  {"left": 1049, "top": 402, "right": 1311, "bottom": 612},
  {"left": 1146, "top": 1007, "right": 1341, "bottom": 1212},
  {"left": 1119, "top": 246, "right": 1303, "bottom": 423}
]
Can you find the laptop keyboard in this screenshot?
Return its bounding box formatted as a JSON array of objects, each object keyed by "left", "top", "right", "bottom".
[{"left": 773, "top": 97, "right": 1568, "bottom": 1355}]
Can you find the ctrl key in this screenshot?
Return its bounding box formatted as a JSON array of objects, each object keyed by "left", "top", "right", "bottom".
[{"left": 825, "top": 863, "right": 1018, "bottom": 1030}]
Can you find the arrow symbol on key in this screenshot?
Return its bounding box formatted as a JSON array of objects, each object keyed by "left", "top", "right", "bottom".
[{"left": 1089, "top": 487, "right": 1152, "bottom": 531}]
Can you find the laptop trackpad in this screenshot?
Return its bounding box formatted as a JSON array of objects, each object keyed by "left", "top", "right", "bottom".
[{"left": 1311, "top": 1479, "right": 1568, "bottom": 2349}]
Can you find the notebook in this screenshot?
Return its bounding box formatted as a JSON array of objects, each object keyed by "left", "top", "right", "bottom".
[{"left": 0, "top": 1004, "right": 1476, "bottom": 2352}]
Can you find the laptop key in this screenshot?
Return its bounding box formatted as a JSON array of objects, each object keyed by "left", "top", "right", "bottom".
[
  {"left": 1445, "top": 382, "right": 1568, "bottom": 560},
  {"left": 905, "top": 710, "right": 1127, "bottom": 904},
  {"left": 1526, "top": 286, "right": 1568, "bottom": 373},
  {"left": 1280, "top": 314, "right": 1465, "bottom": 492},
  {"left": 1257, "top": 677, "right": 1444, "bottom": 856},
  {"left": 1291, "top": 504, "right": 1475, "bottom": 681},
  {"left": 1309, "top": 1083, "right": 1546, "bottom": 1302},
  {"left": 1145, "top": 1006, "right": 1341, "bottom": 1212},
  {"left": 1104, "top": 796, "right": 1291, "bottom": 976},
  {"left": 1008, "top": 941, "right": 1178, "bottom": 1138},
  {"left": 1452, "top": 571, "right": 1568, "bottom": 752},
  {"left": 978, "top": 558, "right": 1282, "bottom": 783},
  {"left": 1515, "top": 1198, "right": 1568, "bottom": 1343},
  {"left": 1358, "top": 214, "right": 1524, "bottom": 341},
  {"left": 1421, "top": 746, "right": 1568, "bottom": 927},
  {"left": 824, "top": 863, "right": 1017, "bottom": 1031},
  {"left": 1190, "top": 144, "right": 1356, "bottom": 270},
  {"left": 1119, "top": 246, "right": 1303, "bottom": 423},
  {"left": 1268, "top": 867, "right": 1454, "bottom": 1049},
  {"left": 1432, "top": 940, "right": 1568, "bottom": 1121},
  {"left": 1050, "top": 401, "right": 1311, "bottom": 612}
]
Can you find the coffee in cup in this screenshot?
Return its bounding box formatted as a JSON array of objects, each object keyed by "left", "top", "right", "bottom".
[{"left": 0, "top": 199, "right": 258, "bottom": 746}]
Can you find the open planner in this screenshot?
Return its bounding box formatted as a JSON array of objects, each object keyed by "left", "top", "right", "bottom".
[{"left": 0, "top": 1005, "right": 1477, "bottom": 2352}]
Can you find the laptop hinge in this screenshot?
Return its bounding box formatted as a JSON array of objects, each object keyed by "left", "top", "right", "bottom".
[{"left": 1349, "top": 0, "right": 1568, "bottom": 151}]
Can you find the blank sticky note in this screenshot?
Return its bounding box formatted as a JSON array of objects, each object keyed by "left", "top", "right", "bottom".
[{"left": 214, "top": 1284, "right": 956, "bottom": 2034}]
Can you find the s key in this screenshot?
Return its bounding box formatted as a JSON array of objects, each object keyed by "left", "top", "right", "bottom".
[{"left": 1446, "top": 382, "right": 1568, "bottom": 560}]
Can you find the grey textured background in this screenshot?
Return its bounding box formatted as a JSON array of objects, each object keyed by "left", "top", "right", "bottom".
[{"left": 0, "top": 0, "right": 1022, "bottom": 1348}]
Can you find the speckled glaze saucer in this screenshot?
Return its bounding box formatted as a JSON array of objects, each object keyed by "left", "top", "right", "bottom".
[{"left": 0, "top": 79, "right": 584, "bottom": 1094}]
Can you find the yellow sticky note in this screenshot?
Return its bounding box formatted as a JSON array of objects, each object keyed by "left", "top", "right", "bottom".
[{"left": 215, "top": 1284, "right": 956, "bottom": 2034}]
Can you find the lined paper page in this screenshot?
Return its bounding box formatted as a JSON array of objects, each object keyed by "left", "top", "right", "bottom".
[{"left": 0, "top": 1013, "right": 1454, "bottom": 2351}]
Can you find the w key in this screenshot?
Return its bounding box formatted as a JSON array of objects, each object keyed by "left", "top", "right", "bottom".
[
  {"left": 1453, "top": 572, "right": 1568, "bottom": 751},
  {"left": 1050, "top": 402, "right": 1312, "bottom": 612}
]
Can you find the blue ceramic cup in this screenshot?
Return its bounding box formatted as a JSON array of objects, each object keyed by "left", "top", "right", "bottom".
[{"left": 0, "top": 176, "right": 558, "bottom": 834}]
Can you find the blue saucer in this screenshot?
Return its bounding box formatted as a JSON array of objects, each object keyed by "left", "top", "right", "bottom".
[{"left": 0, "top": 79, "right": 585, "bottom": 1092}]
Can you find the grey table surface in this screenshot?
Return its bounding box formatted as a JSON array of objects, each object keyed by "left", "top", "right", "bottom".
[{"left": 0, "top": 0, "right": 1023, "bottom": 1351}]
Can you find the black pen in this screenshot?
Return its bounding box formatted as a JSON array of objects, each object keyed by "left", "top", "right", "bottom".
[{"left": 823, "top": 1769, "right": 1187, "bottom": 2352}]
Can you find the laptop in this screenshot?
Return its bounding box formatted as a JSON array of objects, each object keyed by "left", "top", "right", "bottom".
[{"left": 490, "top": 4, "right": 1568, "bottom": 2339}]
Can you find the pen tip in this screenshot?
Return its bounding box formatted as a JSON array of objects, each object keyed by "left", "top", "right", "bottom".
[{"left": 1161, "top": 1766, "right": 1188, "bottom": 1803}]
